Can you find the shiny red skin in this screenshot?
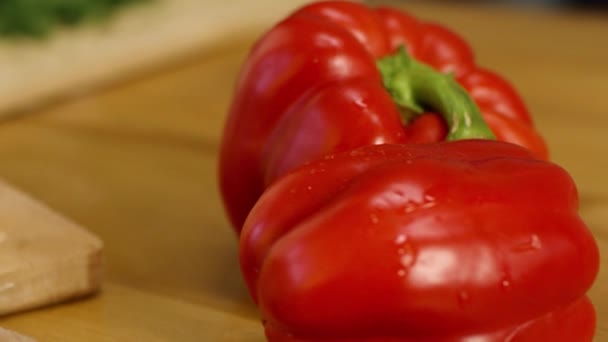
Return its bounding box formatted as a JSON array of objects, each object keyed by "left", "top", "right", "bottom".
[
  {"left": 264, "top": 297, "right": 596, "bottom": 341},
  {"left": 219, "top": 1, "right": 548, "bottom": 231},
  {"left": 240, "top": 141, "right": 599, "bottom": 341}
]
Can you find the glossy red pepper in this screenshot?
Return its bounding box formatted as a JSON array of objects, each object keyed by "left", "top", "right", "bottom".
[
  {"left": 219, "top": 1, "right": 549, "bottom": 231},
  {"left": 240, "top": 140, "right": 599, "bottom": 341}
]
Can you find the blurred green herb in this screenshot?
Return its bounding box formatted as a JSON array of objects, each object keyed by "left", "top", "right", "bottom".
[{"left": 0, "top": 0, "right": 152, "bottom": 39}]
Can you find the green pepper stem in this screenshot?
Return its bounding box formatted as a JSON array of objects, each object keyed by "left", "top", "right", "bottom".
[{"left": 377, "top": 47, "right": 495, "bottom": 141}]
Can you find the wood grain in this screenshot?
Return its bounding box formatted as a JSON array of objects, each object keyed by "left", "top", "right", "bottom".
[
  {"left": 0, "top": 1, "right": 605, "bottom": 341},
  {"left": 0, "top": 181, "right": 103, "bottom": 316},
  {"left": 0, "top": 328, "right": 36, "bottom": 342},
  {"left": 0, "top": 284, "right": 262, "bottom": 342}
]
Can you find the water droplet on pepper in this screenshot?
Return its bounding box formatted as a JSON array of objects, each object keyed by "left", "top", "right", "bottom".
[{"left": 458, "top": 291, "right": 471, "bottom": 308}]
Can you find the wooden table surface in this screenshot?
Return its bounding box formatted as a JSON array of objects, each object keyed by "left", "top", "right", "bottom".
[{"left": 0, "top": 1, "right": 606, "bottom": 341}]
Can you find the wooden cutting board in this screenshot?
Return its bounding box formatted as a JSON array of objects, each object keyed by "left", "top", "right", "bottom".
[
  {"left": 0, "top": 0, "right": 311, "bottom": 119},
  {"left": 0, "top": 328, "right": 36, "bottom": 341},
  {"left": 0, "top": 180, "right": 101, "bottom": 341},
  {"left": 0, "top": 180, "right": 103, "bottom": 316}
]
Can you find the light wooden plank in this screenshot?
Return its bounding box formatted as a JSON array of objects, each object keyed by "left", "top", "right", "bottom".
[
  {"left": 0, "top": 328, "right": 36, "bottom": 342},
  {"left": 0, "top": 181, "right": 103, "bottom": 316}
]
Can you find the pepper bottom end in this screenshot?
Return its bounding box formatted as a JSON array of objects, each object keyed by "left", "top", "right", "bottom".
[{"left": 263, "top": 296, "right": 595, "bottom": 342}]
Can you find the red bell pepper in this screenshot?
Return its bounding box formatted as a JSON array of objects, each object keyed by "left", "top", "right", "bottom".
[
  {"left": 240, "top": 139, "right": 599, "bottom": 341},
  {"left": 219, "top": 1, "right": 549, "bottom": 231},
  {"left": 219, "top": 2, "right": 598, "bottom": 340}
]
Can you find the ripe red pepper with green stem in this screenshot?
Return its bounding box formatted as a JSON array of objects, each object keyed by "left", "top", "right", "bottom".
[
  {"left": 218, "top": 2, "right": 599, "bottom": 340},
  {"left": 238, "top": 72, "right": 598, "bottom": 341},
  {"left": 219, "top": 1, "right": 549, "bottom": 232}
]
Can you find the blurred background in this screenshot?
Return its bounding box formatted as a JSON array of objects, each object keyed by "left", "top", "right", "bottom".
[
  {"left": 0, "top": 0, "right": 606, "bottom": 133},
  {"left": 441, "top": 0, "right": 607, "bottom": 8},
  {"left": 382, "top": 0, "right": 608, "bottom": 9}
]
